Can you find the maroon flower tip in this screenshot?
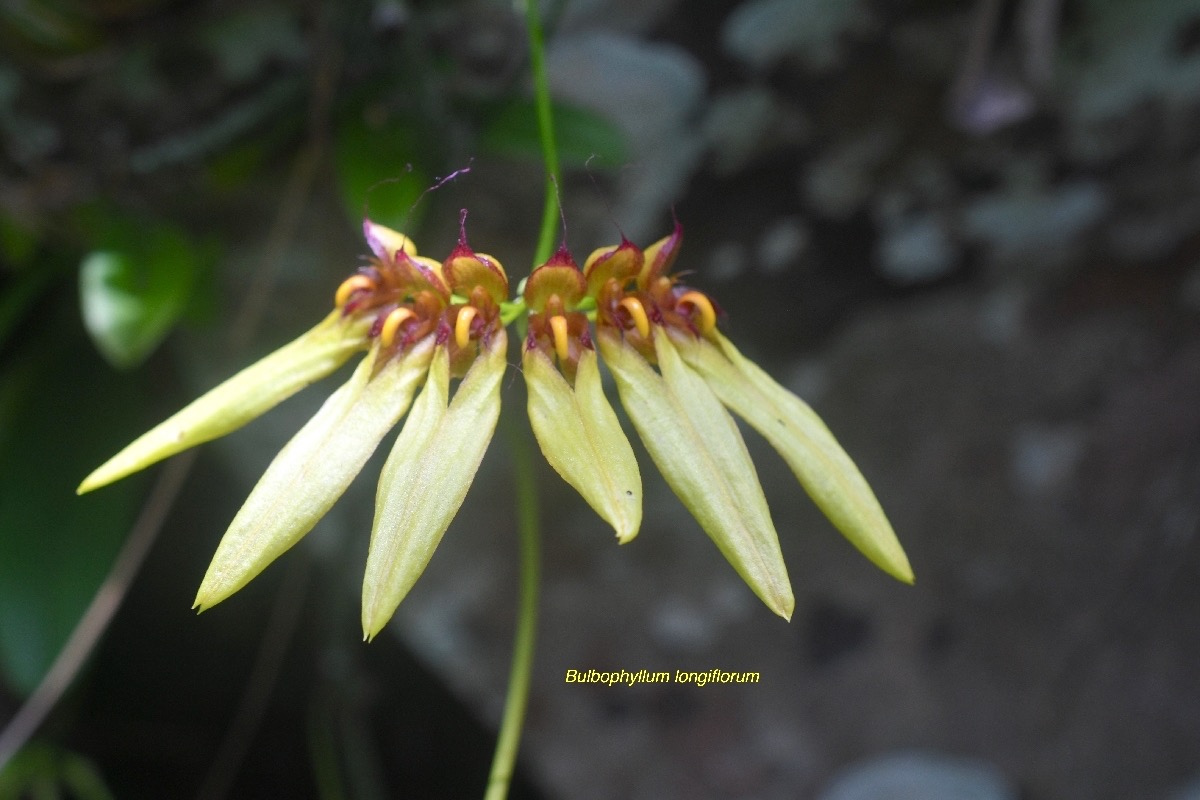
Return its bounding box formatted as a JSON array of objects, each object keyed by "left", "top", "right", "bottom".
[
  {"left": 447, "top": 214, "right": 477, "bottom": 262},
  {"left": 545, "top": 242, "right": 578, "bottom": 269}
]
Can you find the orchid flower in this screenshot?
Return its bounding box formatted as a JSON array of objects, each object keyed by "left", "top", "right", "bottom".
[
  {"left": 79, "top": 214, "right": 910, "bottom": 637},
  {"left": 79, "top": 217, "right": 508, "bottom": 640},
  {"left": 521, "top": 223, "right": 912, "bottom": 621}
]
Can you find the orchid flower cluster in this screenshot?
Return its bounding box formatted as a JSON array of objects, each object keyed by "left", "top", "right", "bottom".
[{"left": 78, "top": 214, "right": 912, "bottom": 639}]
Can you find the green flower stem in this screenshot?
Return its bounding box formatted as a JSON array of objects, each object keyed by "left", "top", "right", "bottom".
[
  {"left": 485, "top": 417, "right": 541, "bottom": 800},
  {"left": 500, "top": 298, "right": 528, "bottom": 327},
  {"left": 483, "top": 2, "right": 559, "bottom": 797},
  {"left": 526, "top": 0, "right": 561, "bottom": 267}
]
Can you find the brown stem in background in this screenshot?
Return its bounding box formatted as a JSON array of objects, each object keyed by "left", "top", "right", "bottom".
[
  {"left": 0, "top": 6, "right": 341, "bottom": 777},
  {"left": 195, "top": 559, "right": 311, "bottom": 800},
  {"left": 1019, "top": 0, "right": 1062, "bottom": 88},
  {"left": 949, "top": 0, "right": 1005, "bottom": 127},
  {"left": 950, "top": 0, "right": 1060, "bottom": 133},
  {"left": 0, "top": 453, "right": 194, "bottom": 768}
]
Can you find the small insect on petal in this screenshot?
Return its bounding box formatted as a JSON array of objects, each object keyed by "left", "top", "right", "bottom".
[
  {"left": 77, "top": 310, "right": 372, "bottom": 495},
  {"left": 524, "top": 346, "right": 642, "bottom": 543},
  {"left": 673, "top": 330, "right": 913, "bottom": 584},
  {"left": 361, "top": 329, "right": 507, "bottom": 641},
  {"left": 193, "top": 338, "right": 436, "bottom": 611},
  {"left": 598, "top": 327, "right": 794, "bottom": 620}
]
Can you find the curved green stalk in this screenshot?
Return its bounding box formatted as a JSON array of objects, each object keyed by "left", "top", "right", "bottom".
[
  {"left": 526, "top": 0, "right": 561, "bottom": 267},
  {"left": 483, "top": 1, "right": 558, "bottom": 797},
  {"left": 484, "top": 417, "right": 541, "bottom": 800}
]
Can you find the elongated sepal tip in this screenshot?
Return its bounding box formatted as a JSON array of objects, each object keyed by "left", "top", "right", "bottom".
[
  {"left": 756, "top": 569, "right": 794, "bottom": 622},
  {"left": 361, "top": 612, "right": 390, "bottom": 643},
  {"left": 190, "top": 343, "right": 435, "bottom": 619},
  {"left": 524, "top": 347, "right": 643, "bottom": 545},
  {"left": 776, "top": 598, "right": 794, "bottom": 622},
  {"left": 361, "top": 332, "right": 506, "bottom": 644},
  {"left": 192, "top": 584, "right": 233, "bottom": 614},
  {"left": 599, "top": 327, "right": 794, "bottom": 621},
  {"left": 672, "top": 331, "right": 915, "bottom": 590},
  {"left": 75, "top": 311, "right": 371, "bottom": 496},
  {"left": 76, "top": 474, "right": 106, "bottom": 495},
  {"left": 192, "top": 586, "right": 225, "bottom": 613},
  {"left": 76, "top": 450, "right": 154, "bottom": 495}
]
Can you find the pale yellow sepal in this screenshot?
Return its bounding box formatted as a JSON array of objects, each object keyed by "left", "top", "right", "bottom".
[
  {"left": 598, "top": 327, "right": 794, "bottom": 620},
  {"left": 524, "top": 347, "right": 642, "bottom": 542},
  {"left": 193, "top": 339, "right": 435, "bottom": 610},
  {"left": 674, "top": 331, "right": 913, "bottom": 584},
  {"left": 77, "top": 311, "right": 371, "bottom": 494},
  {"left": 361, "top": 331, "right": 507, "bottom": 640}
]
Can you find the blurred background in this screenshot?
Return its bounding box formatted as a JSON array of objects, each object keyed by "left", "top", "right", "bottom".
[{"left": 2, "top": 0, "right": 1200, "bottom": 798}]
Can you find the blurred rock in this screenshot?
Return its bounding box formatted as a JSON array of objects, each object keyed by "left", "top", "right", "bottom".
[
  {"left": 702, "top": 87, "right": 810, "bottom": 175},
  {"left": 962, "top": 179, "right": 1107, "bottom": 268},
  {"left": 557, "top": 0, "right": 680, "bottom": 36},
  {"left": 547, "top": 31, "right": 706, "bottom": 240},
  {"left": 705, "top": 239, "right": 749, "bottom": 284},
  {"left": 1062, "top": 0, "right": 1200, "bottom": 127},
  {"left": 817, "top": 751, "right": 1017, "bottom": 800},
  {"left": 1010, "top": 423, "right": 1087, "bottom": 497},
  {"left": 801, "top": 129, "right": 899, "bottom": 219},
  {"left": 722, "top": 0, "right": 876, "bottom": 73},
  {"left": 1181, "top": 262, "right": 1200, "bottom": 312},
  {"left": 756, "top": 215, "right": 810, "bottom": 275},
  {"left": 1169, "top": 773, "right": 1200, "bottom": 800},
  {"left": 875, "top": 211, "right": 956, "bottom": 285}
]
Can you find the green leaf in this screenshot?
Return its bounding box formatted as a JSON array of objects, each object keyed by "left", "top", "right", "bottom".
[
  {"left": 0, "top": 259, "right": 56, "bottom": 352},
  {"left": 0, "top": 743, "right": 115, "bottom": 800},
  {"left": 362, "top": 332, "right": 506, "bottom": 640},
  {"left": 194, "top": 339, "right": 435, "bottom": 611},
  {"left": 598, "top": 328, "right": 794, "bottom": 620},
  {"left": 78, "top": 218, "right": 199, "bottom": 370},
  {"left": 480, "top": 100, "right": 629, "bottom": 168},
  {"left": 77, "top": 310, "right": 371, "bottom": 494},
  {"left": 524, "top": 346, "right": 641, "bottom": 541},
  {"left": 0, "top": 0, "right": 102, "bottom": 56},
  {"left": 335, "top": 115, "right": 429, "bottom": 232},
  {"left": 0, "top": 212, "right": 38, "bottom": 267},
  {"left": 199, "top": 5, "right": 305, "bottom": 83},
  {"left": 0, "top": 331, "right": 142, "bottom": 697},
  {"left": 675, "top": 331, "right": 913, "bottom": 583}
]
